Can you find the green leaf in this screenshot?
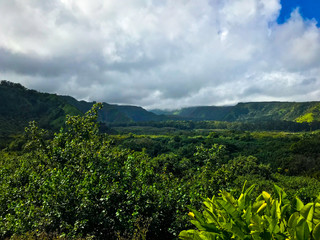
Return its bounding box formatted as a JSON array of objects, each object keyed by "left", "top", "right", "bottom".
[
  {"left": 244, "top": 184, "right": 256, "bottom": 197},
  {"left": 189, "top": 208, "right": 206, "bottom": 225},
  {"left": 261, "top": 191, "right": 272, "bottom": 203},
  {"left": 221, "top": 190, "right": 237, "bottom": 206},
  {"left": 273, "top": 184, "right": 287, "bottom": 203},
  {"left": 296, "top": 217, "right": 309, "bottom": 240},
  {"left": 300, "top": 203, "right": 313, "bottom": 220},
  {"left": 190, "top": 220, "right": 206, "bottom": 231},
  {"left": 200, "top": 231, "right": 220, "bottom": 239},
  {"left": 281, "top": 204, "right": 290, "bottom": 216},
  {"left": 312, "top": 222, "right": 320, "bottom": 240},
  {"left": 313, "top": 203, "right": 320, "bottom": 224},
  {"left": 252, "top": 200, "right": 266, "bottom": 213},
  {"left": 315, "top": 195, "right": 320, "bottom": 204},
  {"left": 288, "top": 212, "right": 300, "bottom": 228},
  {"left": 295, "top": 197, "right": 305, "bottom": 211},
  {"left": 256, "top": 202, "right": 267, "bottom": 214},
  {"left": 243, "top": 205, "right": 252, "bottom": 225},
  {"left": 179, "top": 230, "right": 202, "bottom": 240}
]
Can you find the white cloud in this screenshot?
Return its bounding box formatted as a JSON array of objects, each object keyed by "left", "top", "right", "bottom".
[{"left": 0, "top": 0, "right": 320, "bottom": 110}]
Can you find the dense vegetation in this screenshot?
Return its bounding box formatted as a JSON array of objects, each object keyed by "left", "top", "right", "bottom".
[
  {"left": 180, "top": 182, "right": 320, "bottom": 239},
  {"left": 1, "top": 81, "right": 320, "bottom": 239},
  {"left": 2, "top": 80, "right": 320, "bottom": 148},
  {"left": 0, "top": 80, "right": 161, "bottom": 147},
  {"left": 151, "top": 101, "right": 320, "bottom": 122},
  {"left": 1, "top": 102, "right": 320, "bottom": 239}
]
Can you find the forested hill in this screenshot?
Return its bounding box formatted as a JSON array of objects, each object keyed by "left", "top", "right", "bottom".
[
  {"left": 0, "top": 80, "right": 163, "bottom": 145},
  {"left": 0, "top": 81, "right": 80, "bottom": 146},
  {"left": 151, "top": 101, "right": 320, "bottom": 122},
  {"left": 1, "top": 80, "right": 320, "bottom": 140},
  {"left": 60, "top": 95, "right": 164, "bottom": 123}
]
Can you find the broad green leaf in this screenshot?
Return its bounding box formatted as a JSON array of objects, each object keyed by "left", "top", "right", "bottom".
[
  {"left": 179, "top": 230, "right": 203, "bottom": 240},
  {"left": 249, "top": 215, "right": 263, "bottom": 233},
  {"left": 296, "top": 218, "right": 309, "bottom": 240},
  {"left": 300, "top": 203, "right": 313, "bottom": 220},
  {"left": 281, "top": 204, "right": 290, "bottom": 217},
  {"left": 239, "top": 184, "right": 256, "bottom": 211},
  {"left": 231, "top": 224, "right": 247, "bottom": 239},
  {"left": 265, "top": 215, "right": 279, "bottom": 234},
  {"left": 190, "top": 220, "right": 206, "bottom": 231},
  {"left": 288, "top": 212, "right": 300, "bottom": 228},
  {"left": 313, "top": 203, "right": 320, "bottom": 223},
  {"left": 221, "top": 190, "right": 237, "bottom": 206},
  {"left": 301, "top": 203, "right": 315, "bottom": 232},
  {"left": 201, "top": 222, "right": 221, "bottom": 233},
  {"left": 312, "top": 222, "right": 320, "bottom": 240},
  {"left": 306, "top": 204, "right": 314, "bottom": 224},
  {"left": 243, "top": 205, "right": 252, "bottom": 225},
  {"left": 203, "top": 209, "right": 218, "bottom": 224},
  {"left": 200, "top": 231, "right": 220, "bottom": 239},
  {"left": 295, "top": 197, "right": 305, "bottom": 211},
  {"left": 190, "top": 208, "right": 206, "bottom": 225},
  {"left": 274, "top": 184, "right": 283, "bottom": 202}
]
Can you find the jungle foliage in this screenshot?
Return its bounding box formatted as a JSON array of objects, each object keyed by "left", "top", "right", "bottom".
[
  {"left": 180, "top": 182, "right": 320, "bottom": 240},
  {"left": 1, "top": 103, "right": 320, "bottom": 239}
]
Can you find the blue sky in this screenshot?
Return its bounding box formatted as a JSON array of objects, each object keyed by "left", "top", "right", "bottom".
[
  {"left": 279, "top": 0, "right": 320, "bottom": 25},
  {"left": 1, "top": 0, "right": 320, "bottom": 109}
]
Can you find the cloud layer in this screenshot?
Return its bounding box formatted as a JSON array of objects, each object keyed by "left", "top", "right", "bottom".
[{"left": 1, "top": 0, "right": 320, "bottom": 109}]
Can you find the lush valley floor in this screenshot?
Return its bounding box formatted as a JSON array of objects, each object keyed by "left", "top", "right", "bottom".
[{"left": 1, "top": 104, "right": 320, "bottom": 239}]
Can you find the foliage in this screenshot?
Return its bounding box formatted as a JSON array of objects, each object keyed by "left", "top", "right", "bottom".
[
  {"left": 2, "top": 95, "right": 320, "bottom": 239},
  {"left": 0, "top": 104, "right": 195, "bottom": 239},
  {"left": 180, "top": 183, "right": 320, "bottom": 240}
]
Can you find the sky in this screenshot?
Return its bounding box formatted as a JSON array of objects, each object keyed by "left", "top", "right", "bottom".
[{"left": 1, "top": 0, "right": 320, "bottom": 110}]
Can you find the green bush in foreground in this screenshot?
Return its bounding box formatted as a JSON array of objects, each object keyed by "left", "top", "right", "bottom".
[
  {"left": 180, "top": 182, "right": 320, "bottom": 240},
  {"left": 0, "top": 103, "right": 194, "bottom": 239}
]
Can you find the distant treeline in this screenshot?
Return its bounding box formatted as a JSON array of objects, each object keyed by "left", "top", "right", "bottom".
[{"left": 108, "top": 119, "right": 320, "bottom": 132}]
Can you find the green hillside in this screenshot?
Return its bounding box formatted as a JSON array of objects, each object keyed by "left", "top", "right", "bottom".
[
  {"left": 0, "top": 81, "right": 81, "bottom": 147},
  {"left": 295, "top": 103, "right": 320, "bottom": 122},
  {"left": 61, "top": 96, "right": 164, "bottom": 123},
  {"left": 152, "top": 102, "right": 320, "bottom": 122},
  {"left": 1, "top": 80, "right": 320, "bottom": 148},
  {"left": 0, "top": 81, "right": 163, "bottom": 147},
  {"left": 225, "top": 102, "right": 320, "bottom": 121},
  {"left": 172, "top": 106, "right": 233, "bottom": 120}
]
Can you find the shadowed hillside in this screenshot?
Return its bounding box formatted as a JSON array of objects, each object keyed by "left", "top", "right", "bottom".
[
  {"left": 0, "top": 81, "right": 163, "bottom": 146},
  {"left": 151, "top": 102, "right": 320, "bottom": 122},
  {"left": 1, "top": 80, "right": 320, "bottom": 147}
]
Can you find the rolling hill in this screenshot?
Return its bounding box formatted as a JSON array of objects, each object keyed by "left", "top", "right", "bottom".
[
  {"left": 0, "top": 80, "right": 164, "bottom": 147},
  {"left": 151, "top": 102, "right": 320, "bottom": 122},
  {"left": 1, "top": 80, "right": 320, "bottom": 148}
]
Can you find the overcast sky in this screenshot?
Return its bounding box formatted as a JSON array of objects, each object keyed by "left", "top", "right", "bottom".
[{"left": 1, "top": 0, "right": 320, "bottom": 110}]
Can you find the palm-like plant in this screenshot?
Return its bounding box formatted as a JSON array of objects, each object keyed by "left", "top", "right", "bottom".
[{"left": 179, "top": 182, "right": 320, "bottom": 240}]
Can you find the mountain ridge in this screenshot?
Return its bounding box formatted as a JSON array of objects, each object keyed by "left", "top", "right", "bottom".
[
  {"left": 150, "top": 101, "right": 320, "bottom": 122},
  {"left": 0, "top": 80, "right": 163, "bottom": 147},
  {"left": 1, "top": 80, "right": 320, "bottom": 136}
]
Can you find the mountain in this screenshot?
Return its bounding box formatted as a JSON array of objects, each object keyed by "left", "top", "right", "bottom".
[
  {"left": 1, "top": 80, "right": 320, "bottom": 147},
  {"left": 151, "top": 102, "right": 320, "bottom": 122},
  {"left": 0, "top": 80, "right": 163, "bottom": 146},
  {"left": 224, "top": 102, "right": 320, "bottom": 122},
  {"left": 151, "top": 106, "right": 233, "bottom": 121},
  {"left": 60, "top": 96, "right": 164, "bottom": 123},
  {"left": 0, "top": 81, "right": 81, "bottom": 147}
]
